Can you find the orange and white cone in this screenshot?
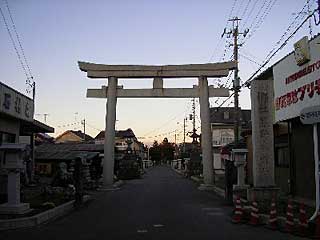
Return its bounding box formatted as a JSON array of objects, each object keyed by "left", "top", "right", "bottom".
[
  {"left": 267, "top": 197, "right": 278, "bottom": 230},
  {"left": 298, "top": 202, "right": 308, "bottom": 236},
  {"left": 232, "top": 195, "right": 243, "bottom": 224},
  {"left": 285, "top": 199, "right": 294, "bottom": 233},
  {"left": 313, "top": 211, "right": 320, "bottom": 239},
  {"left": 249, "top": 197, "right": 259, "bottom": 226}
]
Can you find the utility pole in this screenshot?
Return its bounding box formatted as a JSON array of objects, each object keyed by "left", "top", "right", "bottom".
[
  {"left": 183, "top": 117, "right": 187, "bottom": 153},
  {"left": 224, "top": 17, "right": 249, "bottom": 144},
  {"left": 191, "top": 98, "right": 198, "bottom": 144},
  {"left": 35, "top": 113, "right": 49, "bottom": 123},
  {"left": 81, "top": 118, "right": 86, "bottom": 141}
]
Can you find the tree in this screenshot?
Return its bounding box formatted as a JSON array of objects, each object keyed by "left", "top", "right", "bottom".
[{"left": 149, "top": 141, "right": 161, "bottom": 165}]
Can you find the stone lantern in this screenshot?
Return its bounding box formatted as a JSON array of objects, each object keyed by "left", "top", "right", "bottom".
[
  {"left": 0, "top": 144, "right": 31, "bottom": 214},
  {"left": 232, "top": 148, "right": 249, "bottom": 191}
]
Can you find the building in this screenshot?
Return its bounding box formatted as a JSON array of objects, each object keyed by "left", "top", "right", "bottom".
[
  {"left": 0, "top": 81, "right": 54, "bottom": 202},
  {"left": 250, "top": 34, "right": 320, "bottom": 202},
  {"left": 95, "top": 128, "right": 144, "bottom": 159},
  {"left": 55, "top": 130, "right": 94, "bottom": 143},
  {"left": 35, "top": 143, "right": 103, "bottom": 177},
  {"left": 210, "top": 107, "right": 251, "bottom": 170}
]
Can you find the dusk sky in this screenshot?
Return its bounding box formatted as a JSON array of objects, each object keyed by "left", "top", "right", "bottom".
[{"left": 1, "top": 0, "right": 318, "bottom": 145}]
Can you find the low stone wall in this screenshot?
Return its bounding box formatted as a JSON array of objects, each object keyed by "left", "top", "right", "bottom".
[{"left": 0, "top": 195, "right": 91, "bottom": 231}]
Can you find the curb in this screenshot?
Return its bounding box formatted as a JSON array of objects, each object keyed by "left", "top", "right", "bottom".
[
  {"left": 0, "top": 195, "right": 91, "bottom": 231},
  {"left": 189, "top": 175, "right": 225, "bottom": 198},
  {"left": 171, "top": 168, "right": 183, "bottom": 175}
]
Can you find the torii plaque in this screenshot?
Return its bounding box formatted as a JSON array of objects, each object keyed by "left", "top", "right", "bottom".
[{"left": 78, "top": 61, "right": 236, "bottom": 189}]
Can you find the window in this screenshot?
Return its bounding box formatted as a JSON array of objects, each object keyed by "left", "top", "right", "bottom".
[
  {"left": 0, "top": 132, "right": 16, "bottom": 145},
  {"left": 275, "top": 147, "right": 289, "bottom": 167},
  {"left": 223, "top": 111, "right": 230, "bottom": 120}
]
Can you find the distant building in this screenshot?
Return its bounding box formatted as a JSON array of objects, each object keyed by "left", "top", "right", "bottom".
[
  {"left": 55, "top": 130, "right": 94, "bottom": 143},
  {"left": 210, "top": 107, "right": 251, "bottom": 170},
  {"left": 95, "top": 128, "right": 144, "bottom": 159}
]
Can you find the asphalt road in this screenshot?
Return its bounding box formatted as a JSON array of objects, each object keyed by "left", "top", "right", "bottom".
[{"left": 3, "top": 166, "right": 304, "bottom": 240}]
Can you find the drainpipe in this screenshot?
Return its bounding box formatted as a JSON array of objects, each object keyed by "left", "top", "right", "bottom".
[{"left": 310, "top": 123, "right": 319, "bottom": 221}]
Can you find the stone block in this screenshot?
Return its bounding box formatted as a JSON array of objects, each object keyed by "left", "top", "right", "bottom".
[{"left": 0, "top": 203, "right": 30, "bottom": 214}]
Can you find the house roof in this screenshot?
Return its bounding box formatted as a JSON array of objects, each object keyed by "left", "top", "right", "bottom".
[
  {"left": 55, "top": 130, "right": 94, "bottom": 142},
  {"left": 95, "top": 128, "right": 136, "bottom": 140},
  {"left": 20, "top": 119, "right": 54, "bottom": 135},
  {"left": 36, "top": 150, "right": 99, "bottom": 161},
  {"left": 36, "top": 143, "right": 104, "bottom": 152},
  {"left": 210, "top": 107, "right": 251, "bottom": 129}
]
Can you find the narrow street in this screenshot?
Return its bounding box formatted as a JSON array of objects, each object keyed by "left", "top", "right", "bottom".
[{"left": 3, "top": 166, "right": 303, "bottom": 240}]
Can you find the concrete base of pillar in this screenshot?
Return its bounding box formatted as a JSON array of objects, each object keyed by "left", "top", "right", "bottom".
[
  {"left": 0, "top": 203, "right": 31, "bottom": 215},
  {"left": 233, "top": 184, "right": 250, "bottom": 191},
  {"left": 198, "top": 184, "right": 215, "bottom": 191},
  {"left": 233, "top": 185, "right": 250, "bottom": 199},
  {"left": 247, "top": 187, "right": 280, "bottom": 210}
]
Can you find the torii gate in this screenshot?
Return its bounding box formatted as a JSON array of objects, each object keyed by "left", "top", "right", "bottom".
[{"left": 78, "top": 61, "right": 236, "bottom": 189}]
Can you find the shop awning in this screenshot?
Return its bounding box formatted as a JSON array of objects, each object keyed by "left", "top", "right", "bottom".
[{"left": 20, "top": 119, "right": 54, "bottom": 135}]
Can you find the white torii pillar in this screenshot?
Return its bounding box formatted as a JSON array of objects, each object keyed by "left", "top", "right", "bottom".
[
  {"left": 199, "top": 76, "right": 214, "bottom": 186},
  {"left": 104, "top": 76, "right": 118, "bottom": 186}
]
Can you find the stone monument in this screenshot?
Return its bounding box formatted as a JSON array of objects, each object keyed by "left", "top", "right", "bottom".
[{"left": 248, "top": 78, "right": 279, "bottom": 204}]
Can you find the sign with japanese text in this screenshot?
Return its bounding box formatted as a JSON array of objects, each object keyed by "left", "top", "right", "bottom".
[
  {"left": 0, "top": 82, "right": 34, "bottom": 122},
  {"left": 300, "top": 105, "right": 320, "bottom": 125},
  {"left": 273, "top": 35, "right": 320, "bottom": 122}
]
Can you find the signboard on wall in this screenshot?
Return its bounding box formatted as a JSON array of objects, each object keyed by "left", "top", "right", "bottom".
[
  {"left": 273, "top": 35, "right": 320, "bottom": 122},
  {"left": 0, "top": 82, "right": 34, "bottom": 122}
]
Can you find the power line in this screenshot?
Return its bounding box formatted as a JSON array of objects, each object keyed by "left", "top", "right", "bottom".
[
  {"left": 0, "top": 6, "right": 30, "bottom": 83},
  {"left": 4, "top": 0, "right": 33, "bottom": 80},
  {"left": 141, "top": 100, "right": 192, "bottom": 138},
  {"left": 239, "top": 53, "right": 263, "bottom": 66},
  {"left": 240, "top": 0, "right": 253, "bottom": 19},
  {"left": 242, "top": 0, "right": 260, "bottom": 28},
  {"left": 215, "top": 4, "right": 319, "bottom": 111}
]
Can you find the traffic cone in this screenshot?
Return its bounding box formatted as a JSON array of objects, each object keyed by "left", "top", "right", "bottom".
[
  {"left": 232, "top": 195, "right": 243, "bottom": 224},
  {"left": 298, "top": 202, "right": 308, "bottom": 236},
  {"left": 285, "top": 198, "right": 294, "bottom": 233},
  {"left": 249, "top": 196, "right": 259, "bottom": 226},
  {"left": 313, "top": 211, "right": 320, "bottom": 239},
  {"left": 267, "top": 197, "right": 278, "bottom": 230}
]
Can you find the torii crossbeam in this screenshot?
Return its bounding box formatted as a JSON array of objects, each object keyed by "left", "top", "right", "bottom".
[{"left": 79, "top": 61, "right": 236, "bottom": 189}]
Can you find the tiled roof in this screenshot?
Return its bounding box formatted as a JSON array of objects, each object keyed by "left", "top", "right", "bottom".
[
  {"left": 54, "top": 130, "right": 94, "bottom": 142},
  {"left": 210, "top": 107, "right": 251, "bottom": 129},
  {"left": 70, "top": 130, "right": 94, "bottom": 141},
  {"left": 95, "top": 128, "right": 136, "bottom": 140},
  {"left": 36, "top": 143, "right": 104, "bottom": 152},
  {"left": 36, "top": 151, "right": 99, "bottom": 161}
]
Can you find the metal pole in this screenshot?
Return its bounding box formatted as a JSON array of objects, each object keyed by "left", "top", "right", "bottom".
[
  {"left": 83, "top": 118, "right": 86, "bottom": 141},
  {"left": 310, "top": 123, "right": 319, "bottom": 220},
  {"left": 103, "top": 77, "right": 118, "bottom": 186},
  {"left": 183, "top": 118, "right": 186, "bottom": 153}
]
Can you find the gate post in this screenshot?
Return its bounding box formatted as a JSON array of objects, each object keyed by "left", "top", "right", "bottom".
[
  {"left": 199, "top": 76, "right": 214, "bottom": 188},
  {"left": 103, "top": 76, "right": 118, "bottom": 186}
]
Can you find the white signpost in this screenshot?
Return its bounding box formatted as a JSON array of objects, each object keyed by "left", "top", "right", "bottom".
[{"left": 300, "top": 105, "right": 320, "bottom": 220}]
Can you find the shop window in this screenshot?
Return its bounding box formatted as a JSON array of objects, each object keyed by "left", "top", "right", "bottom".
[
  {"left": 0, "top": 132, "right": 16, "bottom": 145},
  {"left": 276, "top": 147, "right": 289, "bottom": 167},
  {"left": 224, "top": 111, "right": 230, "bottom": 120}
]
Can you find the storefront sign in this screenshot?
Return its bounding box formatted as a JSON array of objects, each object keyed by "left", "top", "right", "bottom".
[
  {"left": 300, "top": 105, "right": 320, "bottom": 125},
  {"left": 273, "top": 35, "right": 320, "bottom": 122},
  {"left": 0, "top": 82, "right": 34, "bottom": 122}
]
